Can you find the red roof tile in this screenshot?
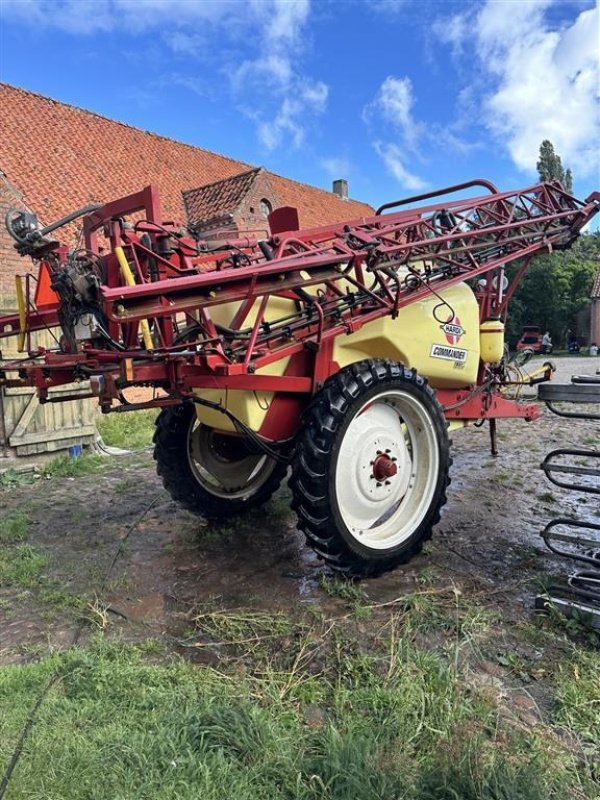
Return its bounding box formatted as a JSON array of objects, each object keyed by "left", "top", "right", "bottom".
[
  {"left": 0, "top": 83, "right": 373, "bottom": 233},
  {"left": 183, "top": 168, "right": 262, "bottom": 225}
]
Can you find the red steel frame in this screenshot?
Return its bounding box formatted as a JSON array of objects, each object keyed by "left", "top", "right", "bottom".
[{"left": 0, "top": 179, "right": 598, "bottom": 440}]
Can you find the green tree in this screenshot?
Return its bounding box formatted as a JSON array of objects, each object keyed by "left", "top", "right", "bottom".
[
  {"left": 564, "top": 168, "right": 573, "bottom": 193},
  {"left": 536, "top": 139, "right": 573, "bottom": 191},
  {"left": 506, "top": 232, "right": 600, "bottom": 347},
  {"left": 505, "top": 141, "right": 589, "bottom": 348}
]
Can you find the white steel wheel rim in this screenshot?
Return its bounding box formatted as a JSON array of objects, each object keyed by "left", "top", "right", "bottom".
[
  {"left": 187, "top": 422, "right": 276, "bottom": 499},
  {"left": 334, "top": 389, "right": 440, "bottom": 550}
]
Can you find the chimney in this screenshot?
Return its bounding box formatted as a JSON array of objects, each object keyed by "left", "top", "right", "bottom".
[{"left": 332, "top": 179, "right": 348, "bottom": 201}]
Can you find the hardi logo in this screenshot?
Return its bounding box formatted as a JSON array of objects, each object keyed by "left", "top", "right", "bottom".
[{"left": 440, "top": 316, "right": 465, "bottom": 345}]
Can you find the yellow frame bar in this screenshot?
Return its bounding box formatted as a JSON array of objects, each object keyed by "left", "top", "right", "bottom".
[
  {"left": 114, "top": 246, "right": 154, "bottom": 350},
  {"left": 15, "top": 275, "right": 27, "bottom": 352}
]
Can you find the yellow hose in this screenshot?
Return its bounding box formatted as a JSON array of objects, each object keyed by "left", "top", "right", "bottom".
[
  {"left": 15, "top": 275, "right": 26, "bottom": 352},
  {"left": 114, "top": 246, "right": 154, "bottom": 350}
]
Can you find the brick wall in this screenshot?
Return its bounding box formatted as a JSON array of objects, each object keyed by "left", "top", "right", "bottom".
[
  {"left": 0, "top": 173, "right": 37, "bottom": 309},
  {"left": 235, "top": 172, "right": 280, "bottom": 237},
  {"left": 591, "top": 299, "right": 600, "bottom": 346}
]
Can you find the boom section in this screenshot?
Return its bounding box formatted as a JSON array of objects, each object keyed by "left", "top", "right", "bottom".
[{"left": 0, "top": 180, "right": 598, "bottom": 407}]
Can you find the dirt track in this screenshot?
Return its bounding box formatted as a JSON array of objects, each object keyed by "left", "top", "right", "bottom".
[{"left": 1, "top": 356, "right": 599, "bottom": 663}]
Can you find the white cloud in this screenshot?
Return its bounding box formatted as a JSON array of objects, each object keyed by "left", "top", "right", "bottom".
[
  {"left": 162, "top": 31, "right": 205, "bottom": 57},
  {"left": 364, "top": 76, "right": 422, "bottom": 151},
  {"left": 434, "top": 1, "right": 600, "bottom": 179},
  {"left": 373, "top": 142, "right": 427, "bottom": 191},
  {"left": 3, "top": 0, "right": 326, "bottom": 152},
  {"left": 320, "top": 156, "right": 352, "bottom": 178},
  {"left": 369, "top": 0, "right": 409, "bottom": 17},
  {"left": 229, "top": 1, "right": 327, "bottom": 151},
  {"left": 256, "top": 80, "right": 328, "bottom": 150},
  {"left": 431, "top": 13, "right": 467, "bottom": 59},
  {"left": 2, "top": 0, "right": 227, "bottom": 34},
  {"left": 252, "top": 0, "right": 310, "bottom": 45},
  {"left": 364, "top": 75, "right": 429, "bottom": 189}
]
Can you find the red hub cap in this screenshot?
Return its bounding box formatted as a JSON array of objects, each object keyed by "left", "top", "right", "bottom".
[{"left": 372, "top": 453, "right": 398, "bottom": 481}]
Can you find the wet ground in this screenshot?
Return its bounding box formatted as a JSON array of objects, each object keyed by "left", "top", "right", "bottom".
[{"left": 1, "top": 355, "right": 599, "bottom": 664}]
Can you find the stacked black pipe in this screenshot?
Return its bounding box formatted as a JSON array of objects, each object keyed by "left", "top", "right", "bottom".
[{"left": 535, "top": 375, "right": 600, "bottom": 627}]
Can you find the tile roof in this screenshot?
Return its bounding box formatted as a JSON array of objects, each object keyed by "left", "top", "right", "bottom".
[
  {"left": 592, "top": 266, "right": 600, "bottom": 299},
  {"left": 0, "top": 83, "right": 374, "bottom": 233},
  {"left": 183, "top": 168, "right": 262, "bottom": 224}
]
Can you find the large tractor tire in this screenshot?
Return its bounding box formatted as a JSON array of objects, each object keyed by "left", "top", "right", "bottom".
[
  {"left": 290, "top": 360, "right": 451, "bottom": 578},
  {"left": 154, "top": 402, "right": 287, "bottom": 519}
]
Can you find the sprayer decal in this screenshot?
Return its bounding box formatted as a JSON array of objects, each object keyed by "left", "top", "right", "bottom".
[
  {"left": 430, "top": 344, "right": 468, "bottom": 363},
  {"left": 440, "top": 315, "right": 465, "bottom": 345}
]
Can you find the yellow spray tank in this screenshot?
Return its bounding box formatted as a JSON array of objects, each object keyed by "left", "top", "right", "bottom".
[{"left": 479, "top": 317, "right": 505, "bottom": 365}]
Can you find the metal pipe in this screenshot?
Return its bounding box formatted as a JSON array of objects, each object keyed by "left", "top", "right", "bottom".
[
  {"left": 114, "top": 246, "right": 154, "bottom": 350},
  {"left": 375, "top": 179, "right": 499, "bottom": 215},
  {"left": 0, "top": 386, "right": 8, "bottom": 457}
]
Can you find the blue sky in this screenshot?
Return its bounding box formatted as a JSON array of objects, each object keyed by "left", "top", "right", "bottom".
[{"left": 0, "top": 0, "right": 598, "bottom": 212}]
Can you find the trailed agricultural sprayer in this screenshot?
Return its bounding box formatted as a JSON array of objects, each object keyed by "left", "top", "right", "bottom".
[{"left": 1, "top": 179, "right": 598, "bottom": 576}]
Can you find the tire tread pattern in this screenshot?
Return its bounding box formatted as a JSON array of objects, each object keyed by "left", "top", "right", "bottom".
[
  {"left": 153, "top": 402, "right": 286, "bottom": 519},
  {"left": 289, "top": 359, "right": 451, "bottom": 577}
]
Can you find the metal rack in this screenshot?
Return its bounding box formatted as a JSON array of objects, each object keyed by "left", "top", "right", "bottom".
[{"left": 535, "top": 375, "right": 600, "bottom": 627}]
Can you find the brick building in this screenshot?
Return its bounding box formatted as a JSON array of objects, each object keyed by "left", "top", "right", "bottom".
[
  {"left": 591, "top": 266, "right": 600, "bottom": 346},
  {"left": 0, "top": 83, "right": 373, "bottom": 307},
  {"left": 183, "top": 168, "right": 281, "bottom": 240}
]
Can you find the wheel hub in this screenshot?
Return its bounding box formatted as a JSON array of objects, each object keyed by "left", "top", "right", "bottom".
[
  {"left": 372, "top": 452, "right": 398, "bottom": 482},
  {"left": 340, "top": 403, "right": 413, "bottom": 530}
]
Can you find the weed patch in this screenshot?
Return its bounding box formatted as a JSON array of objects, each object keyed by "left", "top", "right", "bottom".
[
  {"left": 96, "top": 409, "right": 157, "bottom": 450},
  {"left": 554, "top": 650, "right": 600, "bottom": 751},
  {"left": 42, "top": 453, "right": 109, "bottom": 479},
  {"left": 0, "top": 511, "right": 29, "bottom": 544},
  {"left": 0, "top": 543, "right": 46, "bottom": 588},
  {"left": 0, "top": 468, "right": 38, "bottom": 489}
]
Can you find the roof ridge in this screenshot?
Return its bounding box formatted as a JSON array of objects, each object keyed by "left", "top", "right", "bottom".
[
  {"left": 264, "top": 168, "right": 367, "bottom": 208},
  {"left": 0, "top": 81, "right": 256, "bottom": 172},
  {"left": 182, "top": 167, "right": 261, "bottom": 196}
]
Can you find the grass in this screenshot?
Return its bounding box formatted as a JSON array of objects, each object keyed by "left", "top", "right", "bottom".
[
  {"left": 0, "top": 468, "right": 38, "bottom": 489},
  {"left": 0, "top": 620, "right": 596, "bottom": 800},
  {"left": 37, "top": 585, "right": 88, "bottom": 612},
  {"left": 96, "top": 408, "right": 158, "bottom": 450},
  {"left": 42, "top": 453, "right": 109, "bottom": 478},
  {"left": 0, "top": 510, "right": 29, "bottom": 544},
  {"left": 1, "top": 438, "right": 599, "bottom": 797},
  {"left": 554, "top": 650, "right": 600, "bottom": 749},
  {"left": 0, "top": 510, "right": 86, "bottom": 612},
  {"left": 319, "top": 575, "right": 367, "bottom": 603},
  {"left": 0, "top": 543, "right": 47, "bottom": 588}
]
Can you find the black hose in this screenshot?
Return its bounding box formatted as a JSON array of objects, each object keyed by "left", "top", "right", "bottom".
[{"left": 39, "top": 204, "right": 103, "bottom": 236}]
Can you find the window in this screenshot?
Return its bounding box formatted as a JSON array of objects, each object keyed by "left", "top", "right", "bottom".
[{"left": 260, "top": 198, "right": 272, "bottom": 216}]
